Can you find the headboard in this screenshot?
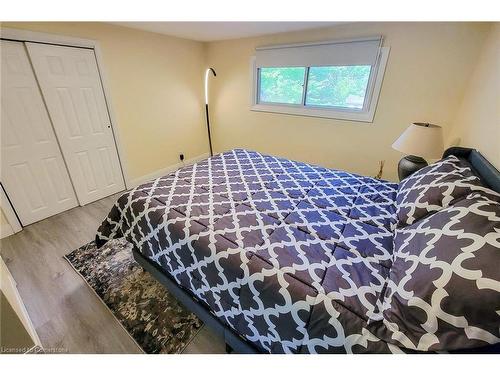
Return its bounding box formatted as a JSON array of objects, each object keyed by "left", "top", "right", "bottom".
[{"left": 443, "top": 147, "right": 500, "bottom": 194}]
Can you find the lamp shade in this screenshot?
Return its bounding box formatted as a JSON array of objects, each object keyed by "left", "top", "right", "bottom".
[{"left": 392, "top": 122, "right": 444, "bottom": 159}]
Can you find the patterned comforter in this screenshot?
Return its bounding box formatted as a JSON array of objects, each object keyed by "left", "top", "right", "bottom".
[{"left": 96, "top": 149, "right": 407, "bottom": 353}]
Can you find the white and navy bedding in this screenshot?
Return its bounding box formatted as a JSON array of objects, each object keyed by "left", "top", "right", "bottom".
[{"left": 96, "top": 149, "right": 500, "bottom": 353}]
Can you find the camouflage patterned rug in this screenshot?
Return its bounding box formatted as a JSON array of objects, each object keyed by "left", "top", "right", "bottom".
[{"left": 64, "top": 238, "right": 203, "bottom": 354}]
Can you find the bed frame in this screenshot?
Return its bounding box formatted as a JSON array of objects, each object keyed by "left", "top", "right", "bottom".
[
  {"left": 443, "top": 147, "right": 500, "bottom": 193},
  {"left": 133, "top": 249, "right": 259, "bottom": 353},
  {"left": 133, "top": 147, "right": 500, "bottom": 354}
]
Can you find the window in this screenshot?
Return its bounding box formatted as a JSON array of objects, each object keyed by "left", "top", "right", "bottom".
[
  {"left": 251, "top": 37, "right": 389, "bottom": 122},
  {"left": 305, "top": 65, "right": 371, "bottom": 109},
  {"left": 259, "top": 67, "right": 305, "bottom": 104}
]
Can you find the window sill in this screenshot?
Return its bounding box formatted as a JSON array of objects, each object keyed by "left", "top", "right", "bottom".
[{"left": 250, "top": 103, "right": 375, "bottom": 123}]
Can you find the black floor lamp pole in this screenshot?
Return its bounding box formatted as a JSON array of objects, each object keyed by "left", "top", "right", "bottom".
[
  {"left": 205, "top": 103, "right": 213, "bottom": 157},
  {"left": 205, "top": 68, "right": 216, "bottom": 157}
]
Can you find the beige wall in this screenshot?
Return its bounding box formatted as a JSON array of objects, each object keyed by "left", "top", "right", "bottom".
[
  {"left": 0, "top": 22, "right": 496, "bottom": 231},
  {"left": 1, "top": 291, "right": 35, "bottom": 351},
  {"left": 1, "top": 22, "right": 209, "bottom": 183},
  {"left": 0, "top": 22, "right": 493, "bottom": 184},
  {"left": 447, "top": 24, "right": 500, "bottom": 170},
  {"left": 206, "top": 22, "right": 492, "bottom": 181}
]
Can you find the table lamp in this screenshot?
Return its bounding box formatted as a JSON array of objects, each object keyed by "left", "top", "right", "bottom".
[{"left": 392, "top": 122, "right": 444, "bottom": 180}]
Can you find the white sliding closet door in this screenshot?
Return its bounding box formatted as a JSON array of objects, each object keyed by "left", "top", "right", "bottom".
[
  {"left": 1, "top": 41, "right": 78, "bottom": 225},
  {"left": 26, "top": 43, "right": 125, "bottom": 205}
]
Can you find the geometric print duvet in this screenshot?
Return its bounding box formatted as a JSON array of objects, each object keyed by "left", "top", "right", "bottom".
[{"left": 95, "top": 149, "right": 456, "bottom": 353}]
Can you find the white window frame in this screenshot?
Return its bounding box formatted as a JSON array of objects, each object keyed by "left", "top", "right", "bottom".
[{"left": 250, "top": 46, "right": 390, "bottom": 123}]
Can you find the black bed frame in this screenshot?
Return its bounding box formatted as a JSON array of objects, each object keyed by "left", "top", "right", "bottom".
[
  {"left": 133, "top": 147, "right": 500, "bottom": 354},
  {"left": 443, "top": 147, "right": 500, "bottom": 193},
  {"left": 133, "top": 249, "right": 260, "bottom": 353}
]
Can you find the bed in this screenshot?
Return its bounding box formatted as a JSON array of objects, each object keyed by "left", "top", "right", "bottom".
[{"left": 96, "top": 147, "right": 500, "bottom": 353}]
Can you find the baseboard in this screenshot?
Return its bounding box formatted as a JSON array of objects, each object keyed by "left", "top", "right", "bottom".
[{"left": 128, "top": 152, "right": 210, "bottom": 188}]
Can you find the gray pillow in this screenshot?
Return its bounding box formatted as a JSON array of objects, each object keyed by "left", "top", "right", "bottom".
[
  {"left": 369, "top": 192, "right": 500, "bottom": 352},
  {"left": 395, "top": 155, "right": 493, "bottom": 226}
]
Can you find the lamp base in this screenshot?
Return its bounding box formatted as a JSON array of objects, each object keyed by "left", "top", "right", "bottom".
[{"left": 398, "top": 155, "right": 428, "bottom": 181}]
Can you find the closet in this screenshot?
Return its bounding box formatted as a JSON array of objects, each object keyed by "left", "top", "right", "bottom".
[{"left": 1, "top": 39, "right": 125, "bottom": 226}]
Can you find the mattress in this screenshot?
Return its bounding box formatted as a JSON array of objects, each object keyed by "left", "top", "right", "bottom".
[{"left": 96, "top": 149, "right": 403, "bottom": 353}]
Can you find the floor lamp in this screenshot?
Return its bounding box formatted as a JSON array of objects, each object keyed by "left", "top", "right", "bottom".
[{"left": 205, "top": 68, "right": 216, "bottom": 157}]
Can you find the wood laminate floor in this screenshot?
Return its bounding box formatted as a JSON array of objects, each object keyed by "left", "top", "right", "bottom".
[{"left": 0, "top": 193, "right": 226, "bottom": 354}]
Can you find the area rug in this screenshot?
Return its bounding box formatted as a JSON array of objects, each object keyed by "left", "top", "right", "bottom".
[{"left": 64, "top": 238, "right": 203, "bottom": 354}]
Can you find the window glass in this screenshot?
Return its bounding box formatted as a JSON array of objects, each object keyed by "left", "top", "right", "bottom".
[
  {"left": 305, "top": 65, "right": 371, "bottom": 109},
  {"left": 258, "top": 67, "right": 305, "bottom": 105}
]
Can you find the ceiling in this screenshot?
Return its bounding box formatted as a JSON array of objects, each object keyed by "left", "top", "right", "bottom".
[{"left": 111, "top": 22, "right": 342, "bottom": 42}]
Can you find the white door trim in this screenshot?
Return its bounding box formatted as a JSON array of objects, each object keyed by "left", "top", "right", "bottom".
[
  {"left": 1, "top": 257, "right": 42, "bottom": 347},
  {"left": 0, "top": 184, "right": 22, "bottom": 234},
  {"left": 1, "top": 27, "right": 131, "bottom": 190}
]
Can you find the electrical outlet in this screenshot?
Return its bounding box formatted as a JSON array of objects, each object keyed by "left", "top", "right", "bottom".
[{"left": 179, "top": 153, "right": 185, "bottom": 162}]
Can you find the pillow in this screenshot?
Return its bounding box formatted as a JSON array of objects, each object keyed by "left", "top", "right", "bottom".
[
  {"left": 369, "top": 192, "right": 500, "bottom": 352},
  {"left": 395, "top": 155, "right": 493, "bottom": 226}
]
